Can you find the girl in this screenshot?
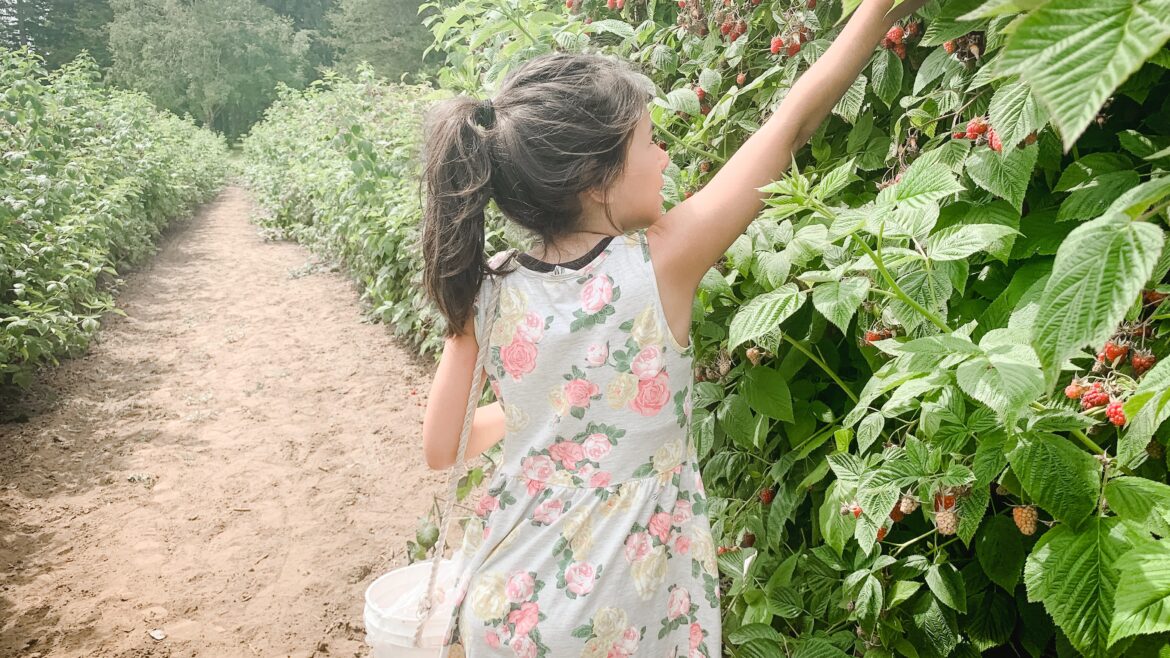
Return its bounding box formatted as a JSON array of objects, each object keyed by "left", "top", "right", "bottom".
[{"left": 420, "top": 0, "right": 925, "bottom": 654}]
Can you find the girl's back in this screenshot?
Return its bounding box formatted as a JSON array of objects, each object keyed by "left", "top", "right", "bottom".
[{"left": 440, "top": 229, "right": 722, "bottom": 657}]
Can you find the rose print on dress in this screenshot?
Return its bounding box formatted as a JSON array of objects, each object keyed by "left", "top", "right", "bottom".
[
  {"left": 550, "top": 506, "right": 602, "bottom": 599},
  {"left": 489, "top": 286, "right": 554, "bottom": 383},
  {"left": 570, "top": 273, "right": 621, "bottom": 332},
  {"left": 467, "top": 569, "right": 552, "bottom": 657},
  {"left": 518, "top": 423, "right": 622, "bottom": 495},
  {"left": 571, "top": 607, "right": 646, "bottom": 658},
  {"left": 603, "top": 308, "right": 673, "bottom": 417}
]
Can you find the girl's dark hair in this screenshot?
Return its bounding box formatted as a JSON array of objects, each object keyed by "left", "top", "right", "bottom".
[{"left": 420, "top": 52, "right": 654, "bottom": 337}]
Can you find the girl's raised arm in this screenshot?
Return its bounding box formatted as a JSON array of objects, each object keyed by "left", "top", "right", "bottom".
[{"left": 649, "top": 0, "right": 928, "bottom": 293}]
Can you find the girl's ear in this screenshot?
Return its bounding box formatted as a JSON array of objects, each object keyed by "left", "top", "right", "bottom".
[{"left": 584, "top": 185, "right": 609, "bottom": 207}]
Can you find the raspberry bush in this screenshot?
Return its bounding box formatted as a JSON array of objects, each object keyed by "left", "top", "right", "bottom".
[
  {"left": 243, "top": 0, "right": 1170, "bottom": 654},
  {"left": 1, "top": 48, "right": 229, "bottom": 391}
]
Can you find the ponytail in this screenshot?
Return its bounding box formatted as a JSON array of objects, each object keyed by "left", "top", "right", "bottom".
[{"left": 421, "top": 95, "right": 499, "bottom": 338}]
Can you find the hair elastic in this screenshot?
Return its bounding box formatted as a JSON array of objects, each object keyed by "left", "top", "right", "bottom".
[{"left": 473, "top": 98, "right": 495, "bottom": 129}]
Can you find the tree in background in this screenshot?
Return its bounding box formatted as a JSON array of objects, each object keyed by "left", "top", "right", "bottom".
[
  {"left": 257, "top": 0, "right": 335, "bottom": 77},
  {"left": 0, "top": 0, "right": 114, "bottom": 69},
  {"left": 325, "top": 0, "right": 440, "bottom": 83},
  {"left": 108, "top": 0, "right": 310, "bottom": 139}
]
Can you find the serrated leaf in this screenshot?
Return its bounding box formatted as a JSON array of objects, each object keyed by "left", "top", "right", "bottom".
[
  {"left": 742, "top": 366, "right": 794, "bottom": 422},
  {"left": 811, "top": 277, "right": 870, "bottom": 335},
  {"left": 1057, "top": 170, "right": 1141, "bottom": 222},
  {"left": 927, "top": 563, "right": 967, "bottom": 613},
  {"left": 966, "top": 144, "right": 1039, "bottom": 212},
  {"left": 871, "top": 49, "right": 904, "bottom": 107},
  {"left": 995, "top": 0, "right": 1170, "bottom": 150},
  {"left": 1024, "top": 517, "right": 1135, "bottom": 658},
  {"left": 880, "top": 150, "right": 967, "bottom": 209},
  {"left": 1007, "top": 433, "right": 1101, "bottom": 529},
  {"left": 832, "top": 74, "right": 867, "bottom": 124},
  {"left": 661, "top": 87, "right": 701, "bottom": 115},
  {"left": 729, "top": 284, "right": 806, "bottom": 349},
  {"left": 1110, "top": 539, "right": 1170, "bottom": 646},
  {"left": 1030, "top": 215, "right": 1164, "bottom": 390},
  {"left": 1105, "top": 477, "right": 1170, "bottom": 535},
  {"left": 977, "top": 515, "right": 1027, "bottom": 591},
  {"left": 988, "top": 80, "right": 1049, "bottom": 152},
  {"left": 926, "top": 224, "right": 1019, "bottom": 261},
  {"left": 955, "top": 342, "right": 1045, "bottom": 428}
]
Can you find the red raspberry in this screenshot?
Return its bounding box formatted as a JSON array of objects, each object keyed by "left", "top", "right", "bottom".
[
  {"left": 894, "top": 43, "right": 907, "bottom": 60},
  {"left": 1106, "top": 400, "right": 1127, "bottom": 426},
  {"left": 965, "top": 117, "right": 989, "bottom": 138},
  {"left": 952, "top": 131, "right": 965, "bottom": 139},
  {"left": 943, "top": 40, "right": 956, "bottom": 54},
  {"left": 1081, "top": 384, "right": 1110, "bottom": 410},
  {"left": 1065, "top": 381, "right": 1085, "bottom": 400},
  {"left": 864, "top": 330, "right": 883, "bottom": 344},
  {"left": 770, "top": 35, "right": 783, "bottom": 54},
  {"left": 722, "top": 20, "right": 733, "bottom": 35},
  {"left": 736, "top": 72, "right": 746, "bottom": 86},
  {"left": 905, "top": 21, "right": 920, "bottom": 39},
  {"left": 988, "top": 128, "right": 1002, "bottom": 152},
  {"left": 741, "top": 532, "right": 756, "bottom": 548},
  {"left": 807, "top": 0, "right": 816, "bottom": 6},
  {"left": 1145, "top": 290, "right": 1168, "bottom": 305},
  {"left": 1023, "top": 132, "right": 1038, "bottom": 145},
  {"left": 752, "top": 0, "right": 762, "bottom": 5},
  {"left": 1131, "top": 349, "right": 1157, "bottom": 376},
  {"left": 889, "top": 505, "right": 904, "bottom": 522},
  {"left": 1104, "top": 340, "right": 1129, "bottom": 362},
  {"left": 695, "top": 86, "right": 705, "bottom": 102},
  {"left": 616, "top": 0, "right": 624, "bottom": 7},
  {"left": 677, "top": 0, "right": 686, "bottom": 6},
  {"left": 606, "top": 0, "right": 615, "bottom": 9},
  {"left": 886, "top": 25, "right": 904, "bottom": 45},
  {"left": 851, "top": 503, "right": 862, "bottom": 519},
  {"left": 934, "top": 492, "right": 956, "bottom": 512},
  {"left": 877, "top": 526, "right": 888, "bottom": 541},
  {"left": 787, "top": 40, "right": 802, "bottom": 57},
  {"left": 565, "top": 0, "right": 573, "bottom": 7},
  {"left": 759, "top": 487, "right": 775, "bottom": 505}
]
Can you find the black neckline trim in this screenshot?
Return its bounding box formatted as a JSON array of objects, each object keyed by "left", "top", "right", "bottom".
[{"left": 516, "top": 236, "right": 615, "bottom": 273}]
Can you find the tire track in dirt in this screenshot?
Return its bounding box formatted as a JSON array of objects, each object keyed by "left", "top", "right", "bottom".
[{"left": 0, "top": 185, "right": 458, "bottom": 657}]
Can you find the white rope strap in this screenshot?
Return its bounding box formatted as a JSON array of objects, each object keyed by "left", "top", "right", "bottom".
[{"left": 413, "top": 271, "right": 501, "bottom": 647}]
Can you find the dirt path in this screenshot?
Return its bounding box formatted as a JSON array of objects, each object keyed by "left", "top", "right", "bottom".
[{"left": 0, "top": 185, "right": 460, "bottom": 657}]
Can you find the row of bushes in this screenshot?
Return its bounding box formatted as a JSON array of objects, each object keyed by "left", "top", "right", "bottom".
[
  {"left": 1, "top": 47, "right": 229, "bottom": 391},
  {"left": 241, "top": 0, "right": 1170, "bottom": 655},
  {"left": 239, "top": 67, "right": 518, "bottom": 357}
]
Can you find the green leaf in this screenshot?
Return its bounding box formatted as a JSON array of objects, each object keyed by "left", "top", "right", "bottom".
[
  {"left": 966, "top": 143, "right": 1039, "bottom": 212},
  {"left": 729, "top": 284, "right": 806, "bottom": 349},
  {"left": 954, "top": 342, "right": 1045, "bottom": 428},
  {"left": 927, "top": 563, "right": 967, "bottom": 613},
  {"left": 742, "top": 366, "right": 794, "bottom": 422},
  {"left": 811, "top": 277, "right": 870, "bottom": 334},
  {"left": 967, "top": 586, "right": 1018, "bottom": 651},
  {"left": 871, "top": 49, "right": 904, "bottom": 107},
  {"left": 660, "top": 87, "right": 701, "bottom": 115},
  {"left": 832, "top": 74, "right": 867, "bottom": 124},
  {"left": 977, "top": 515, "right": 1027, "bottom": 591},
  {"left": 1057, "top": 170, "right": 1141, "bottom": 222},
  {"left": 1025, "top": 517, "right": 1135, "bottom": 658},
  {"left": 1111, "top": 539, "right": 1170, "bottom": 646},
  {"left": 794, "top": 637, "right": 850, "bottom": 658},
  {"left": 1105, "top": 477, "right": 1170, "bottom": 535},
  {"left": 879, "top": 150, "right": 967, "bottom": 209},
  {"left": 1030, "top": 214, "right": 1165, "bottom": 390},
  {"left": 926, "top": 224, "right": 1019, "bottom": 261},
  {"left": 988, "top": 80, "right": 1049, "bottom": 152},
  {"left": 1007, "top": 433, "right": 1101, "bottom": 529},
  {"left": 994, "top": 0, "right": 1170, "bottom": 150}
]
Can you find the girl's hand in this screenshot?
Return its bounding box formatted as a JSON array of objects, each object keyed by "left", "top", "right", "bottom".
[{"left": 648, "top": 0, "right": 929, "bottom": 298}]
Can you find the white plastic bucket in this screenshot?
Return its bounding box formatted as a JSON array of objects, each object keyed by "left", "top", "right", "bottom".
[{"left": 364, "top": 557, "right": 463, "bottom": 657}]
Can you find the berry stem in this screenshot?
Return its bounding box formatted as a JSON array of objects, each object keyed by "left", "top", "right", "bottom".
[
  {"left": 779, "top": 333, "right": 860, "bottom": 403},
  {"left": 850, "top": 229, "right": 953, "bottom": 333},
  {"left": 651, "top": 116, "right": 723, "bottom": 163},
  {"left": 891, "top": 527, "right": 936, "bottom": 557}
]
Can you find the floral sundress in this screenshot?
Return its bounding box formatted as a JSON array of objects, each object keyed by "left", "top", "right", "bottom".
[{"left": 438, "top": 229, "right": 722, "bottom": 658}]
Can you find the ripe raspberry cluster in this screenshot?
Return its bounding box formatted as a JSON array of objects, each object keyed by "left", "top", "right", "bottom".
[
  {"left": 863, "top": 326, "right": 895, "bottom": 344},
  {"left": 941, "top": 32, "right": 985, "bottom": 63},
  {"left": 880, "top": 21, "right": 919, "bottom": 60}
]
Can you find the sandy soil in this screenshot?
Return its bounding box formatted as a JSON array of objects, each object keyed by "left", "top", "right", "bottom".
[{"left": 0, "top": 186, "right": 467, "bottom": 657}]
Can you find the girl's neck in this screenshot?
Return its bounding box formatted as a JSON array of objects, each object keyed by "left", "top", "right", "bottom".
[{"left": 531, "top": 230, "right": 620, "bottom": 263}]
